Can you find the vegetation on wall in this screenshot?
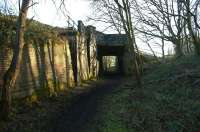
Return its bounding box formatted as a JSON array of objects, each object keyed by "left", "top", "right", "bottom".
[
  {"left": 0, "top": 12, "right": 69, "bottom": 119},
  {"left": 0, "top": 14, "right": 63, "bottom": 47},
  {"left": 0, "top": 0, "right": 200, "bottom": 131}
]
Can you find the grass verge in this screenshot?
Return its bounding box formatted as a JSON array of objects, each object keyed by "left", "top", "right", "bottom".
[
  {"left": 82, "top": 78, "right": 133, "bottom": 132},
  {"left": 84, "top": 56, "right": 200, "bottom": 132},
  {"left": 130, "top": 56, "right": 200, "bottom": 132}
]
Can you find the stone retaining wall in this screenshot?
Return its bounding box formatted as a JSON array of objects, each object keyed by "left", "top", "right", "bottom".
[{"left": 0, "top": 21, "right": 98, "bottom": 99}]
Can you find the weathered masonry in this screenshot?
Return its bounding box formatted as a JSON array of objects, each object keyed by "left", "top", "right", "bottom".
[
  {"left": 0, "top": 21, "right": 98, "bottom": 98},
  {"left": 0, "top": 20, "right": 131, "bottom": 98},
  {"left": 96, "top": 34, "right": 127, "bottom": 76}
]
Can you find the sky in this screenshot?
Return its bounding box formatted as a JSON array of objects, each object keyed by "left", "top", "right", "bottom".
[
  {"left": 28, "top": 0, "right": 92, "bottom": 27},
  {"left": 0, "top": 0, "right": 92, "bottom": 27},
  {"left": 0, "top": 0, "right": 174, "bottom": 56},
  {"left": 27, "top": 0, "right": 173, "bottom": 56},
  {"left": 27, "top": 0, "right": 117, "bottom": 33}
]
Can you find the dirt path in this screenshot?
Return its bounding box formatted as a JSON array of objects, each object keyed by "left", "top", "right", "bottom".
[
  {"left": 48, "top": 76, "right": 123, "bottom": 132},
  {"left": 1, "top": 76, "right": 125, "bottom": 132}
]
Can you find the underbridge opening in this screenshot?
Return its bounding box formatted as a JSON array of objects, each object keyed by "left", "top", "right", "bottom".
[
  {"left": 96, "top": 34, "right": 128, "bottom": 77},
  {"left": 103, "top": 56, "right": 119, "bottom": 75}
]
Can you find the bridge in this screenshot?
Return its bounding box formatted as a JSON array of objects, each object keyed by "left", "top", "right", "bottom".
[
  {"left": 96, "top": 33, "right": 127, "bottom": 76},
  {"left": 0, "top": 20, "right": 135, "bottom": 99},
  {"left": 65, "top": 20, "right": 132, "bottom": 78}
]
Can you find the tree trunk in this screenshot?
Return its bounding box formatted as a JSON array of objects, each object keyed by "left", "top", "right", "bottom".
[
  {"left": 0, "top": 0, "right": 30, "bottom": 120},
  {"left": 161, "top": 21, "right": 165, "bottom": 61},
  {"left": 174, "top": 39, "right": 183, "bottom": 57},
  {"left": 193, "top": 40, "right": 200, "bottom": 55},
  {"left": 185, "top": 0, "right": 200, "bottom": 56},
  {"left": 161, "top": 38, "right": 165, "bottom": 61},
  {"left": 114, "top": 0, "right": 142, "bottom": 87}
]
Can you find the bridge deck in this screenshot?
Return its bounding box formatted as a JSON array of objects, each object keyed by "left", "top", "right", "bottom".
[{"left": 96, "top": 34, "right": 127, "bottom": 46}]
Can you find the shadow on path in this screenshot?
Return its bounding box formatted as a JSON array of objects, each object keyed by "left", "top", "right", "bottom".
[{"left": 49, "top": 76, "right": 123, "bottom": 132}]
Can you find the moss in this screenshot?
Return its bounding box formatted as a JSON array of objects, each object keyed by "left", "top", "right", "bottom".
[{"left": 25, "top": 92, "right": 39, "bottom": 107}]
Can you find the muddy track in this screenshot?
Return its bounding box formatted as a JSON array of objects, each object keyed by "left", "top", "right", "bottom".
[{"left": 49, "top": 76, "right": 123, "bottom": 132}]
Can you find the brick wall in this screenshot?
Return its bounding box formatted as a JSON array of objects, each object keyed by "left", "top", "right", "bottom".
[{"left": 0, "top": 21, "right": 98, "bottom": 99}]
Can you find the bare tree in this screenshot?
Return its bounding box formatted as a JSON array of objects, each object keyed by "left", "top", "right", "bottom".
[
  {"left": 113, "top": 0, "right": 142, "bottom": 86},
  {"left": 88, "top": 0, "right": 123, "bottom": 33},
  {"left": 133, "top": 0, "right": 188, "bottom": 57},
  {"left": 182, "top": 0, "right": 200, "bottom": 55},
  {"left": 90, "top": 0, "right": 142, "bottom": 86},
  {"left": 0, "top": 0, "right": 31, "bottom": 119},
  {"left": 134, "top": 0, "right": 200, "bottom": 56}
]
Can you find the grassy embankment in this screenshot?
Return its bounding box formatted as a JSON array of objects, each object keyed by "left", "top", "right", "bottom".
[{"left": 85, "top": 56, "right": 200, "bottom": 132}]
